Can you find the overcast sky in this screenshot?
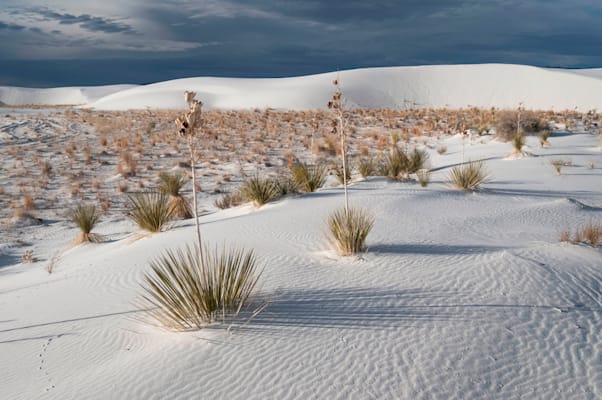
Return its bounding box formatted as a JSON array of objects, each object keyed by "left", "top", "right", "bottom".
[{"left": 1, "top": 0, "right": 601, "bottom": 87}]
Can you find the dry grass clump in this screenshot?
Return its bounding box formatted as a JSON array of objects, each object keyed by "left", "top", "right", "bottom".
[
  {"left": 158, "top": 172, "right": 192, "bottom": 219},
  {"left": 550, "top": 158, "right": 571, "bottom": 175},
  {"left": 416, "top": 169, "right": 431, "bottom": 187},
  {"left": 560, "top": 222, "right": 601, "bottom": 248},
  {"left": 327, "top": 207, "right": 375, "bottom": 256},
  {"left": 141, "top": 245, "right": 261, "bottom": 331},
  {"left": 448, "top": 161, "right": 489, "bottom": 191},
  {"left": 358, "top": 157, "right": 375, "bottom": 177},
  {"left": 496, "top": 110, "right": 547, "bottom": 140},
  {"left": 291, "top": 161, "right": 327, "bottom": 192},
  {"left": 380, "top": 147, "right": 429, "bottom": 180},
  {"left": 214, "top": 191, "right": 243, "bottom": 209},
  {"left": 67, "top": 203, "right": 102, "bottom": 243},
  {"left": 240, "top": 175, "right": 279, "bottom": 207},
  {"left": 511, "top": 133, "right": 526, "bottom": 155},
  {"left": 127, "top": 192, "right": 173, "bottom": 232}
]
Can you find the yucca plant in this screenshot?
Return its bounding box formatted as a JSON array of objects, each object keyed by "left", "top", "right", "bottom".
[
  {"left": 240, "top": 175, "right": 279, "bottom": 207},
  {"left": 127, "top": 191, "right": 173, "bottom": 232},
  {"left": 383, "top": 146, "right": 408, "bottom": 180},
  {"left": 448, "top": 161, "right": 489, "bottom": 191},
  {"left": 68, "top": 203, "right": 101, "bottom": 243},
  {"left": 407, "top": 148, "right": 430, "bottom": 175},
  {"left": 291, "top": 161, "right": 327, "bottom": 192},
  {"left": 539, "top": 130, "right": 551, "bottom": 147},
  {"left": 358, "top": 157, "right": 375, "bottom": 178},
  {"left": 334, "top": 161, "right": 352, "bottom": 185},
  {"left": 141, "top": 244, "right": 261, "bottom": 331},
  {"left": 214, "top": 191, "right": 243, "bottom": 209},
  {"left": 275, "top": 175, "right": 299, "bottom": 196},
  {"left": 416, "top": 169, "right": 431, "bottom": 187},
  {"left": 158, "top": 172, "right": 192, "bottom": 219},
  {"left": 512, "top": 133, "right": 526, "bottom": 155},
  {"left": 327, "top": 207, "right": 375, "bottom": 256}
]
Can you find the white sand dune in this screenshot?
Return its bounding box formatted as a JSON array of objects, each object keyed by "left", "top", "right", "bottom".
[
  {"left": 2, "top": 64, "right": 602, "bottom": 111},
  {"left": 1, "top": 129, "right": 601, "bottom": 399},
  {"left": 88, "top": 64, "right": 602, "bottom": 111},
  {"left": 0, "top": 85, "right": 137, "bottom": 106}
]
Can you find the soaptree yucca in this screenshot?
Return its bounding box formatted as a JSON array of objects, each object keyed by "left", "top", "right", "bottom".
[
  {"left": 141, "top": 244, "right": 262, "bottom": 330},
  {"left": 291, "top": 161, "right": 326, "bottom": 192},
  {"left": 158, "top": 172, "right": 192, "bottom": 219},
  {"left": 448, "top": 161, "right": 489, "bottom": 191},
  {"left": 327, "top": 207, "right": 375, "bottom": 256},
  {"left": 326, "top": 78, "right": 374, "bottom": 254},
  {"left": 141, "top": 92, "right": 264, "bottom": 330},
  {"left": 240, "top": 174, "right": 279, "bottom": 207},
  {"left": 127, "top": 191, "right": 173, "bottom": 232},
  {"left": 68, "top": 203, "right": 101, "bottom": 243}
]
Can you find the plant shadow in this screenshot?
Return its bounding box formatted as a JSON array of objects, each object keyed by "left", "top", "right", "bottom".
[{"left": 369, "top": 243, "right": 508, "bottom": 255}]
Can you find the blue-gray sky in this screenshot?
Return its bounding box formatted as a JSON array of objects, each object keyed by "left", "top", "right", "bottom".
[{"left": 1, "top": 0, "right": 601, "bottom": 87}]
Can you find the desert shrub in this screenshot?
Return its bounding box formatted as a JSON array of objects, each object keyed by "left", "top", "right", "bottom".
[
  {"left": 539, "top": 130, "right": 551, "bottom": 147},
  {"left": 214, "top": 191, "right": 243, "bottom": 209},
  {"left": 240, "top": 175, "right": 279, "bottom": 206},
  {"left": 561, "top": 222, "right": 602, "bottom": 248},
  {"left": 550, "top": 158, "right": 571, "bottom": 175},
  {"left": 382, "top": 146, "right": 408, "bottom": 180},
  {"left": 448, "top": 161, "right": 489, "bottom": 191},
  {"left": 334, "top": 162, "right": 352, "bottom": 185},
  {"left": 437, "top": 146, "right": 447, "bottom": 155},
  {"left": 406, "top": 148, "right": 430, "bottom": 174},
  {"left": 512, "top": 133, "right": 526, "bottom": 154},
  {"left": 68, "top": 203, "right": 101, "bottom": 243},
  {"left": 416, "top": 169, "right": 431, "bottom": 187},
  {"left": 127, "top": 192, "right": 173, "bottom": 232},
  {"left": 496, "top": 110, "right": 547, "bottom": 141},
  {"left": 275, "top": 175, "right": 299, "bottom": 196},
  {"left": 358, "top": 157, "right": 375, "bottom": 177},
  {"left": 327, "top": 207, "right": 375, "bottom": 256},
  {"left": 291, "top": 162, "right": 326, "bottom": 192},
  {"left": 141, "top": 245, "right": 261, "bottom": 330},
  {"left": 158, "top": 172, "right": 192, "bottom": 219}
]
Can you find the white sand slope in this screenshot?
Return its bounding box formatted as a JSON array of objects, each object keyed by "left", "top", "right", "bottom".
[
  {"left": 0, "top": 85, "right": 137, "bottom": 106},
  {"left": 85, "top": 64, "right": 602, "bottom": 111},
  {"left": 3, "top": 64, "right": 602, "bottom": 111},
  {"left": 1, "top": 131, "right": 601, "bottom": 399}
]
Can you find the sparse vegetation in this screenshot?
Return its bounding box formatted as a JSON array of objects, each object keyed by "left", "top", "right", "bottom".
[
  {"left": 214, "top": 191, "right": 243, "bottom": 209},
  {"left": 561, "top": 222, "right": 601, "bottom": 248},
  {"left": 67, "top": 203, "right": 102, "bottom": 243},
  {"left": 291, "top": 161, "right": 326, "bottom": 192},
  {"left": 416, "top": 169, "right": 431, "bottom": 187},
  {"left": 240, "top": 175, "right": 279, "bottom": 207},
  {"left": 448, "top": 161, "right": 489, "bottom": 191},
  {"left": 127, "top": 192, "right": 173, "bottom": 232},
  {"left": 141, "top": 244, "right": 262, "bottom": 331},
  {"left": 358, "top": 157, "right": 375, "bottom": 177},
  {"left": 158, "top": 172, "right": 192, "bottom": 219},
  {"left": 327, "top": 207, "right": 375, "bottom": 256},
  {"left": 550, "top": 158, "right": 571, "bottom": 175}
]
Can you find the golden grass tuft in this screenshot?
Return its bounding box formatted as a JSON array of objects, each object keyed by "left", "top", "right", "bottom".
[
  {"left": 141, "top": 244, "right": 262, "bottom": 331},
  {"left": 127, "top": 192, "right": 173, "bottom": 232},
  {"left": 67, "top": 203, "right": 102, "bottom": 243},
  {"left": 327, "top": 207, "right": 375, "bottom": 256},
  {"left": 448, "top": 161, "right": 489, "bottom": 191}
]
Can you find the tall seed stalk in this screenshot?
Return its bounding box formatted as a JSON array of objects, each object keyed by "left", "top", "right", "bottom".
[
  {"left": 328, "top": 77, "right": 349, "bottom": 214},
  {"left": 175, "top": 91, "right": 203, "bottom": 254}
]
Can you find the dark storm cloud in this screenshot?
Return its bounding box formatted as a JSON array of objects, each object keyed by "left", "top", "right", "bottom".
[
  {"left": 35, "top": 9, "right": 136, "bottom": 34},
  {"left": 0, "top": 21, "right": 25, "bottom": 31},
  {"left": 1, "top": 0, "right": 602, "bottom": 86}
]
